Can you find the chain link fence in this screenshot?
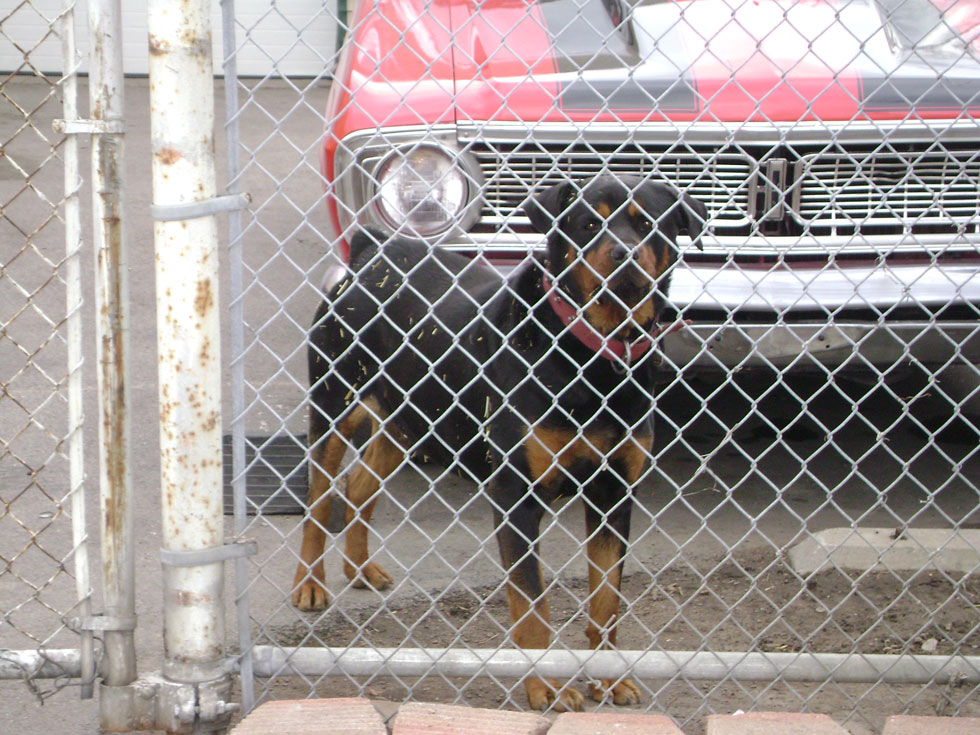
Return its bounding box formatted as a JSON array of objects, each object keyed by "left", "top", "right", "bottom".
[
  {"left": 1, "top": 0, "right": 93, "bottom": 704},
  {"left": 223, "top": 0, "right": 980, "bottom": 730}
]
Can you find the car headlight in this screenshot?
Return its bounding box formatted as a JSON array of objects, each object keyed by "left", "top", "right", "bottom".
[{"left": 374, "top": 144, "right": 475, "bottom": 238}]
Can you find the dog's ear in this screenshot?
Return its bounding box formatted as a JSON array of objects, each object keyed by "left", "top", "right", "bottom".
[
  {"left": 678, "top": 193, "right": 708, "bottom": 251},
  {"left": 523, "top": 180, "right": 576, "bottom": 234},
  {"left": 636, "top": 180, "right": 709, "bottom": 251}
]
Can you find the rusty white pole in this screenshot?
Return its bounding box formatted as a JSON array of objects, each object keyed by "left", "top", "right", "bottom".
[
  {"left": 88, "top": 0, "right": 136, "bottom": 692},
  {"left": 147, "top": 0, "right": 227, "bottom": 687}
]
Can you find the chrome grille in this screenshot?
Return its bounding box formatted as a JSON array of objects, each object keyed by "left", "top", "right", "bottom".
[
  {"left": 469, "top": 139, "right": 980, "bottom": 237},
  {"left": 470, "top": 142, "right": 754, "bottom": 230},
  {"left": 793, "top": 149, "right": 980, "bottom": 226}
]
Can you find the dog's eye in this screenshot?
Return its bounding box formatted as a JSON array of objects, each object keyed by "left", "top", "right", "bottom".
[
  {"left": 640, "top": 218, "right": 653, "bottom": 231},
  {"left": 584, "top": 217, "right": 601, "bottom": 232}
]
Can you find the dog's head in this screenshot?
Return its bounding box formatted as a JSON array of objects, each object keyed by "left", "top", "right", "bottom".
[{"left": 524, "top": 174, "right": 708, "bottom": 338}]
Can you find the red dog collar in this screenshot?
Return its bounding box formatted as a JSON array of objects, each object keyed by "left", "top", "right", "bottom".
[{"left": 542, "top": 273, "right": 685, "bottom": 367}]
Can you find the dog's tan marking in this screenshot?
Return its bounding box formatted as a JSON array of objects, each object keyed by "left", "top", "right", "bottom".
[
  {"left": 524, "top": 426, "right": 613, "bottom": 487},
  {"left": 655, "top": 244, "right": 673, "bottom": 279},
  {"left": 633, "top": 241, "right": 656, "bottom": 275},
  {"left": 578, "top": 248, "right": 626, "bottom": 336},
  {"left": 586, "top": 303, "right": 628, "bottom": 336},
  {"left": 613, "top": 434, "right": 653, "bottom": 484},
  {"left": 577, "top": 249, "right": 603, "bottom": 295}
]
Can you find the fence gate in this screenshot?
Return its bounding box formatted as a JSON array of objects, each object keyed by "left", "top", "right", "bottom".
[
  {"left": 0, "top": 0, "right": 94, "bottom": 706},
  {"left": 222, "top": 0, "right": 980, "bottom": 732}
]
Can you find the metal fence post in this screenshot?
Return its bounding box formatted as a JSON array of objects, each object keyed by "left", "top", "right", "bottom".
[
  {"left": 218, "top": 0, "right": 257, "bottom": 715},
  {"left": 61, "top": 0, "right": 96, "bottom": 702},
  {"left": 88, "top": 0, "right": 137, "bottom": 699},
  {"left": 147, "top": 0, "right": 233, "bottom": 720}
]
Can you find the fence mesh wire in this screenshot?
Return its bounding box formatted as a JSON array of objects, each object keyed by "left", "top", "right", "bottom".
[
  {"left": 0, "top": 0, "right": 90, "bottom": 702},
  {"left": 224, "top": 0, "right": 980, "bottom": 729}
]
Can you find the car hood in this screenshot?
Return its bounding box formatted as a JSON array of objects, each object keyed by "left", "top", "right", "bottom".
[
  {"left": 330, "top": 0, "right": 980, "bottom": 140},
  {"left": 447, "top": 0, "right": 980, "bottom": 123}
]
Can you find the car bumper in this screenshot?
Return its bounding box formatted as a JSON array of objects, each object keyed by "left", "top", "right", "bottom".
[
  {"left": 664, "top": 321, "right": 979, "bottom": 372},
  {"left": 670, "top": 262, "right": 980, "bottom": 313},
  {"left": 670, "top": 262, "right": 980, "bottom": 371},
  {"left": 319, "top": 257, "right": 980, "bottom": 372}
]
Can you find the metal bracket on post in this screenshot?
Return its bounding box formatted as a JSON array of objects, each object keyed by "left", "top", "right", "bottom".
[
  {"left": 68, "top": 614, "right": 138, "bottom": 634},
  {"left": 150, "top": 192, "right": 250, "bottom": 222},
  {"left": 53, "top": 118, "right": 125, "bottom": 135},
  {"left": 160, "top": 540, "right": 257, "bottom": 569}
]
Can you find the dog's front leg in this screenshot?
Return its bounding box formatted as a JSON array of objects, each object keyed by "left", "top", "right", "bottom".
[
  {"left": 581, "top": 434, "right": 652, "bottom": 704},
  {"left": 583, "top": 491, "right": 641, "bottom": 705},
  {"left": 491, "top": 476, "right": 585, "bottom": 712}
]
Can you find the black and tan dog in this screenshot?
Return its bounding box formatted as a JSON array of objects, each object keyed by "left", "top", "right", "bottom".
[{"left": 291, "top": 175, "right": 706, "bottom": 710}]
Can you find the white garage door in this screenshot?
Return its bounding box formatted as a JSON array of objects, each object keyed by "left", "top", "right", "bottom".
[{"left": 1, "top": 1, "right": 339, "bottom": 77}]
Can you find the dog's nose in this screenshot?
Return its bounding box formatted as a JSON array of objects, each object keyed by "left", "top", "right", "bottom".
[{"left": 610, "top": 243, "right": 632, "bottom": 263}]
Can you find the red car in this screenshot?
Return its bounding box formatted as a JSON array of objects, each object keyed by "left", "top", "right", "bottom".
[{"left": 320, "top": 0, "right": 980, "bottom": 382}]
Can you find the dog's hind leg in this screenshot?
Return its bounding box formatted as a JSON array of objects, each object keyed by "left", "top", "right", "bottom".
[
  {"left": 341, "top": 406, "right": 402, "bottom": 589},
  {"left": 292, "top": 404, "right": 368, "bottom": 611}
]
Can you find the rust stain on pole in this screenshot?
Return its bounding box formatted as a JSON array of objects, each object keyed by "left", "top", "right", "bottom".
[
  {"left": 157, "top": 147, "right": 183, "bottom": 165},
  {"left": 195, "top": 277, "right": 214, "bottom": 318}
]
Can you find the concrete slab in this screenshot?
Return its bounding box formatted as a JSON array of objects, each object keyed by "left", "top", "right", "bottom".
[
  {"left": 550, "top": 712, "right": 686, "bottom": 734},
  {"left": 230, "top": 698, "right": 386, "bottom": 735},
  {"left": 392, "top": 702, "right": 550, "bottom": 735},
  {"left": 882, "top": 714, "right": 980, "bottom": 735},
  {"left": 705, "top": 711, "right": 849, "bottom": 735},
  {"left": 787, "top": 527, "right": 980, "bottom": 575}
]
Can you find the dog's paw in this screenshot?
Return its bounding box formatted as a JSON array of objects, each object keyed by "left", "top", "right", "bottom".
[
  {"left": 345, "top": 560, "right": 393, "bottom": 589},
  {"left": 588, "top": 678, "right": 642, "bottom": 706},
  {"left": 525, "top": 678, "right": 585, "bottom": 712},
  {"left": 291, "top": 562, "right": 330, "bottom": 611},
  {"left": 291, "top": 579, "right": 330, "bottom": 612}
]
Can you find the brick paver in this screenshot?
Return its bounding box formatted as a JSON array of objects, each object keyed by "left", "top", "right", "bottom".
[
  {"left": 392, "top": 701, "right": 550, "bottom": 735},
  {"left": 550, "top": 712, "right": 685, "bottom": 734},
  {"left": 230, "top": 699, "right": 980, "bottom": 734},
  {"left": 229, "top": 697, "right": 386, "bottom": 735},
  {"left": 882, "top": 715, "right": 980, "bottom": 735},
  {"left": 705, "top": 711, "right": 849, "bottom": 735}
]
